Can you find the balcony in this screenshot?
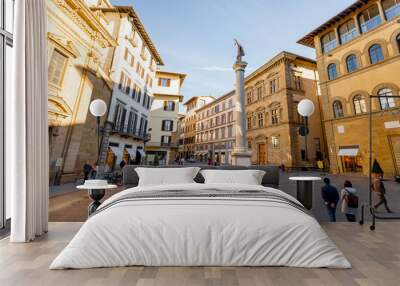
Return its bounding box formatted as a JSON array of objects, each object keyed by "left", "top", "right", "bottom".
[
  {"left": 110, "top": 122, "right": 149, "bottom": 141},
  {"left": 385, "top": 3, "right": 400, "bottom": 21},
  {"left": 340, "top": 28, "right": 358, "bottom": 44},
  {"left": 360, "top": 15, "right": 382, "bottom": 33},
  {"left": 322, "top": 39, "right": 338, "bottom": 53}
]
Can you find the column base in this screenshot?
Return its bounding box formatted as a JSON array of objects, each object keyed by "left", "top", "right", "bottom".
[{"left": 231, "top": 148, "right": 252, "bottom": 166}]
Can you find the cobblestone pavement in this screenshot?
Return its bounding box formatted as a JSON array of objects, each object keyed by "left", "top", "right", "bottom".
[{"left": 49, "top": 171, "right": 400, "bottom": 222}]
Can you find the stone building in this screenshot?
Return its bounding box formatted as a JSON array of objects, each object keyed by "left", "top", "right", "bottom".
[
  {"left": 298, "top": 0, "right": 400, "bottom": 176},
  {"left": 47, "top": 0, "right": 116, "bottom": 184},
  {"left": 91, "top": 5, "right": 164, "bottom": 170},
  {"left": 194, "top": 91, "right": 235, "bottom": 164},
  {"left": 245, "top": 51, "right": 325, "bottom": 167},
  {"left": 146, "top": 71, "right": 186, "bottom": 165},
  {"left": 181, "top": 96, "right": 215, "bottom": 159}
]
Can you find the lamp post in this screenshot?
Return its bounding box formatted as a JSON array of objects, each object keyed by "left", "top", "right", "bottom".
[
  {"left": 297, "top": 99, "right": 315, "bottom": 162},
  {"left": 89, "top": 99, "right": 107, "bottom": 164}
]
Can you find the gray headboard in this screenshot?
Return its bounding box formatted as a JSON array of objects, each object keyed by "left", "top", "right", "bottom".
[{"left": 122, "top": 165, "right": 280, "bottom": 188}]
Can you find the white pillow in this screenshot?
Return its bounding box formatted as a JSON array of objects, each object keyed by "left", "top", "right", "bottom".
[
  {"left": 200, "top": 169, "right": 266, "bottom": 185},
  {"left": 136, "top": 167, "right": 200, "bottom": 186}
]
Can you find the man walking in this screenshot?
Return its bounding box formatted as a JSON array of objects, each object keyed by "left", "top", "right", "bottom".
[
  {"left": 372, "top": 173, "right": 392, "bottom": 213},
  {"left": 321, "top": 177, "right": 340, "bottom": 222}
]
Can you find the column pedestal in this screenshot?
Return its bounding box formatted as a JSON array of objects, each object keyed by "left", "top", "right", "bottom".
[{"left": 231, "top": 148, "right": 252, "bottom": 166}]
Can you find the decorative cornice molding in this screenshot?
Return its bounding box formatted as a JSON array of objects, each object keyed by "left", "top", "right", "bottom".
[
  {"left": 48, "top": 32, "right": 80, "bottom": 58},
  {"left": 53, "top": 0, "right": 117, "bottom": 48}
]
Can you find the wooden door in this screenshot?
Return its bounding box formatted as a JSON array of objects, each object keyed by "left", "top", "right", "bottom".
[
  {"left": 258, "top": 143, "right": 266, "bottom": 165},
  {"left": 389, "top": 135, "right": 400, "bottom": 174}
]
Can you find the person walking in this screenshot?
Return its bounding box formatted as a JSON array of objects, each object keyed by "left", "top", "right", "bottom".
[
  {"left": 321, "top": 177, "right": 340, "bottom": 222},
  {"left": 340, "top": 180, "right": 359, "bottom": 222},
  {"left": 372, "top": 173, "right": 392, "bottom": 213},
  {"left": 83, "top": 162, "right": 92, "bottom": 180}
]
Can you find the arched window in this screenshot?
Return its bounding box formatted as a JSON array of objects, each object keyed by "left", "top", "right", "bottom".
[
  {"left": 397, "top": 34, "right": 400, "bottom": 53},
  {"left": 369, "top": 44, "right": 384, "bottom": 64},
  {"left": 327, "top": 63, "right": 337, "bottom": 80},
  {"left": 333, "top": 101, "right": 344, "bottom": 118},
  {"left": 346, "top": 54, "right": 358, "bottom": 72},
  {"left": 378, "top": 88, "right": 396, "bottom": 109},
  {"left": 353, "top": 95, "right": 367, "bottom": 114}
]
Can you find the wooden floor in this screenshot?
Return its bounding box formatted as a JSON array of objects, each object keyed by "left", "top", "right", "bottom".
[{"left": 0, "top": 222, "right": 399, "bottom": 286}]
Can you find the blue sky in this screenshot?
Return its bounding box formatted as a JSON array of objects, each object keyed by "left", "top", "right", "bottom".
[{"left": 111, "top": 0, "right": 355, "bottom": 102}]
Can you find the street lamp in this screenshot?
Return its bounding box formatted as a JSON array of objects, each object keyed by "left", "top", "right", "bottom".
[
  {"left": 89, "top": 99, "right": 107, "bottom": 163},
  {"left": 297, "top": 99, "right": 315, "bottom": 161}
]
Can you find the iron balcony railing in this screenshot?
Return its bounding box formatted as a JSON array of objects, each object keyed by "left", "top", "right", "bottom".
[{"left": 111, "top": 122, "right": 149, "bottom": 140}]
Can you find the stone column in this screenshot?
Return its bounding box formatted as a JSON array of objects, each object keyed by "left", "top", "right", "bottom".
[{"left": 231, "top": 60, "right": 252, "bottom": 166}]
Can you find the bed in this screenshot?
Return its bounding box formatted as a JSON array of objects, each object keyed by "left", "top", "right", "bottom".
[{"left": 50, "top": 166, "right": 350, "bottom": 269}]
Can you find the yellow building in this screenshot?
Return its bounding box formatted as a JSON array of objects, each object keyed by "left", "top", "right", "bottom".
[
  {"left": 181, "top": 96, "right": 215, "bottom": 159},
  {"left": 245, "top": 52, "right": 325, "bottom": 168},
  {"left": 298, "top": 0, "right": 400, "bottom": 176},
  {"left": 146, "top": 71, "right": 186, "bottom": 165},
  {"left": 47, "top": 0, "right": 116, "bottom": 184}
]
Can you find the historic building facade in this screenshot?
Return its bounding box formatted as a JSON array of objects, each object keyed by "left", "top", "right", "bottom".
[
  {"left": 245, "top": 51, "right": 325, "bottom": 167},
  {"left": 194, "top": 91, "right": 235, "bottom": 164},
  {"left": 47, "top": 0, "right": 117, "bottom": 184},
  {"left": 181, "top": 96, "right": 215, "bottom": 159},
  {"left": 298, "top": 0, "right": 400, "bottom": 176},
  {"left": 146, "top": 71, "right": 186, "bottom": 165},
  {"left": 93, "top": 5, "right": 164, "bottom": 170}
]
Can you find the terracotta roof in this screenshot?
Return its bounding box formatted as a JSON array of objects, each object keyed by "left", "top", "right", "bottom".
[{"left": 297, "top": 0, "right": 369, "bottom": 48}]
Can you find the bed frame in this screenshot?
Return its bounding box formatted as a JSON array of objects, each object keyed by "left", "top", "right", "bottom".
[{"left": 122, "top": 165, "right": 280, "bottom": 189}]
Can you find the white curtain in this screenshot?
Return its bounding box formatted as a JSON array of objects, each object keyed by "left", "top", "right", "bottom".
[{"left": 7, "top": 0, "right": 49, "bottom": 242}]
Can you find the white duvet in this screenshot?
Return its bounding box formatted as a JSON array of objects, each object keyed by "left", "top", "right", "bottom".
[{"left": 50, "top": 183, "right": 351, "bottom": 269}]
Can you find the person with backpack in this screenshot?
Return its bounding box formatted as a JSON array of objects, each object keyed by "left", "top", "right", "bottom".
[{"left": 340, "top": 180, "right": 358, "bottom": 222}]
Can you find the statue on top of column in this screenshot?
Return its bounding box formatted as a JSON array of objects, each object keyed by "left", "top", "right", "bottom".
[{"left": 234, "top": 39, "right": 245, "bottom": 62}]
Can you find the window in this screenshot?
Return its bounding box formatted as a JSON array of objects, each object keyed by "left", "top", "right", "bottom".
[
  {"left": 118, "top": 72, "right": 131, "bottom": 95},
  {"left": 353, "top": 95, "right": 367, "bottom": 114},
  {"left": 382, "top": 0, "right": 400, "bottom": 21},
  {"left": 397, "top": 34, "right": 400, "bottom": 53},
  {"left": 161, "top": 135, "right": 171, "bottom": 145},
  {"left": 221, "top": 127, "right": 226, "bottom": 139},
  {"left": 158, "top": 78, "right": 171, "bottom": 87},
  {"left": 246, "top": 90, "right": 253, "bottom": 104},
  {"left": 1, "top": 0, "right": 15, "bottom": 228},
  {"left": 321, "top": 30, "right": 338, "bottom": 53},
  {"left": 271, "top": 108, "right": 280, "bottom": 125},
  {"left": 339, "top": 20, "right": 358, "bottom": 44},
  {"left": 228, "top": 126, "right": 233, "bottom": 138},
  {"left": 369, "top": 44, "right": 384, "bottom": 64},
  {"left": 48, "top": 50, "right": 68, "bottom": 87},
  {"left": 136, "top": 63, "right": 144, "bottom": 78},
  {"left": 162, "top": 120, "right": 174, "bottom": 131},
  {"left": 256, "top": 84, "right": 263, "bottom": 100},
  {"left": 378, "top": 88, "right": 396, "bottom": 109},
  {"left": 333, "top": 101, "right": 344, "bottom": 118},
  {"left": 258, "top": 112, "right": 264, "bottom": 127},
  {"left": 270, "top": 79, "right": 277, "bottom": 94},
  {"left": 164, "top": 101, "right": 175, "bottom": 111},
  {"left": 221, "top": 114, "right": 226, "bottom": 124},
  {"left": 228, "top": 111, "right": 233, "bottom": 122},
  {"left": 359, "top": 5, "right": 382, "bottom": 33},
  {"left": 271, "top": 136, "right": 280, "bottom": 149},
  {"left": 346, "top": 54, "right": 358, "bottom": 73},
  {"left": 247, "top": 117, "right": 252, "bottom": 130},
  {"left": 327, "top": 63, "right": 337, "bottom": 80},
  {"left": 293, "top": 75, "right": 302, "bottom": 90}
]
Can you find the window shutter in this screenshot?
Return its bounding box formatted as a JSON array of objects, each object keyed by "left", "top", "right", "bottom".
[
  {"left": 162, "top": 120, "right": 165, "bottom": 131},
  {"left": 171, "top": 102, "right": 175, "bottom": 111},
  {"left": 170, "top": 121, "right": 174, "bottom": 131}
]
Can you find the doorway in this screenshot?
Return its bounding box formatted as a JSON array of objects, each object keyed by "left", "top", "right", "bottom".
[{"left": 258, "top": 143, "right": 266, "bottom": 165}]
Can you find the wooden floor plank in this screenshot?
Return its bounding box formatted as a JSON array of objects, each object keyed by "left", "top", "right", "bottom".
[{"left": 0, "top": 222, "right": 399, "bottom": 286}]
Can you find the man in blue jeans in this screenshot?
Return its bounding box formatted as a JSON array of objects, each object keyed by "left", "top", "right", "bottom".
[{"left": 321, "top": 177, "right": 339, "bottom": 222}]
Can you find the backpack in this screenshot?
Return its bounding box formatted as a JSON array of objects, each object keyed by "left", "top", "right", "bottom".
[{"left": 346, "top": 190, "right": 359, "bottom": 208}]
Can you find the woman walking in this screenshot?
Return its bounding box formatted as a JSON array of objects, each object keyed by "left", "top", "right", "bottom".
[{"left": 340, "top": 180, "right": 359, "bottom": 222}]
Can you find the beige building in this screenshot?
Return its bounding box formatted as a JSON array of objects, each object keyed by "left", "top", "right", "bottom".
[
  {"left": 47, "top": 0, "right": 116, "bottom": 184},
  {"left": 245, "top": 51, "right": 325, "bottom": 167},
  {"left": 181, "top": 96, "right": 215, "bottom": 159},
  {"left": 195, "top": 91, "right": 235, "bottom": 164},
  {"left": 298, "top": 0, "right": 400, "bottom": 176},
  {"left": 146, "top": 71, "right": 186, "bottom": 164}
]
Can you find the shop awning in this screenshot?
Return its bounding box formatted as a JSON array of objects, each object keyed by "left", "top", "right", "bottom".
[
  {"left": 125, "top": 146, "right": 137, "bottom": 159},
  {"left": 338, "top": 148, "right": 359, "bottom": 156}
]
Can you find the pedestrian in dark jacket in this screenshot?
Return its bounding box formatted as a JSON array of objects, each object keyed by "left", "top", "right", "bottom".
[
  {"left": 321, "top": 177, "right": 340, "bottom": 222},
  {"left": 83, "top": 162, "right": 92, "bottom": 180}
]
